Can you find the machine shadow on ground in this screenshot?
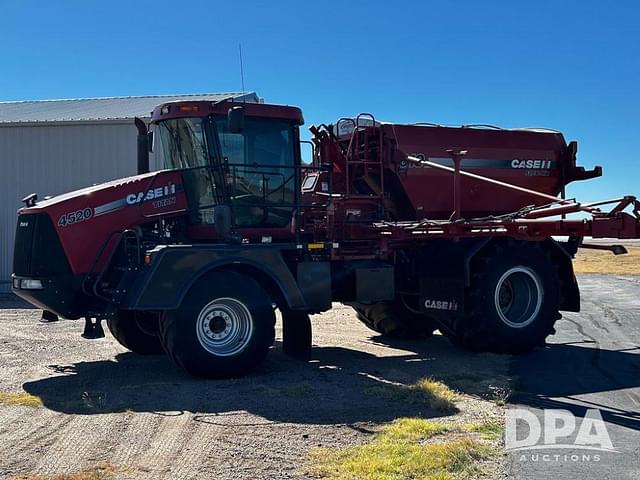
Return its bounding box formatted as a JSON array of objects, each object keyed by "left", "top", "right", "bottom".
[
  {"left": 23, "top": 334, "right": 506, "bottom": 424},
  {"left": 22, "top": 331, "right": 640, "bottom": 428}
]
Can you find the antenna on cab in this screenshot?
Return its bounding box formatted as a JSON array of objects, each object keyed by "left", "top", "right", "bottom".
[{"left": 239, "top": 43, "right": 246, "bottom": 103}]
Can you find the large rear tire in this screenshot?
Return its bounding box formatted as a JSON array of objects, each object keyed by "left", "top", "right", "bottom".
[
  {"left": 351, "top": 300, "right": 438, "bottom": 338},
  {"left": 107, "top": 310, "right": 164, "bottom": 355},
  {"left": 443, "top": 240, "right": 560, "bottom": 354},
  {"left": 159, "top": 271, "right": 275, "bottom": 378}
]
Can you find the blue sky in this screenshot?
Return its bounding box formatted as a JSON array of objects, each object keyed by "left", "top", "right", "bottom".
[{"left": 2, "top": 0, "right": 638, "bottom": 201}]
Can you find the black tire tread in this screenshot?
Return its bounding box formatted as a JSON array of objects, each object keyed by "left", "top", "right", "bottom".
[
  {"left": 442, "top": 239, "right": 561, "bottom": 354},
  {"left": 158, "top": 271, "right": 275, "bottom": 378},
  {"left": 107, "top": 311, "right": 164, "bottom": 355},
  {"left": 352, "top": 300, "right": 438, "bottom": 338}
]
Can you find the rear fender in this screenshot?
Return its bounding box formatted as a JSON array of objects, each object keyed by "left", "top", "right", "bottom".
[
  {"left": 543, "top": 238, "right": 580, "bottom": 312},
  {"left": 470, "top": 237, "right": 580, "bottom": 312},
  {"left": 415, "top": 238, "right": 491, "bottom": 320}
]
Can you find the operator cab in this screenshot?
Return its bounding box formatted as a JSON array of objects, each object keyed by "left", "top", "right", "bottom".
[{"left": 151, "top": 100, "right": 304, "bottom": 240}]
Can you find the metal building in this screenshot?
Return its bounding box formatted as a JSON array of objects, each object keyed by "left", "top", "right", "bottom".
[{"left": 0, "top": 92, "right": 259, "bottom": 292}]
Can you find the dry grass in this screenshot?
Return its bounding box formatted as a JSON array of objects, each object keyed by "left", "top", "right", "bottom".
[
  {"left": 463, "top": 420, "right": 504, "bottom": 440},
  {"left": 381, "top": 417, "right": 449, "bottom": 443},
  {"left": 0, "top": 391, "right": 42, "bottom": 408},
  {"left": 13, "top": 463, "right": 118, "bottom": 480},
  {"left": 437, "top": 369, "right": 512, "bottom": 404},
  {"left": 307, "top": 418, "right": 496, "bottom": 480},
  {"left": 365, "top": 377, "right": 459, "bottom": 412},
  {"left": 573, "top": 246, "right": 640, "bottom": 275}
]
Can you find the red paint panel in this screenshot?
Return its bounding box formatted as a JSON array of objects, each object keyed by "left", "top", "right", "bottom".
[{"left": 21, "top": 170, "right": 187, "bottom": 274}]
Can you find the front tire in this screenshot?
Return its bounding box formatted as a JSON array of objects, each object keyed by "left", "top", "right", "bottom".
[
  {"left": 159, "top": 271, "right": 275, "bottom": 378},
  {"left": 443, "top": 240, "right": 560, "bottom": 354}
]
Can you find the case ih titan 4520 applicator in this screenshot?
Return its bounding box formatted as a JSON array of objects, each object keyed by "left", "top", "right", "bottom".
[{"left": 12, "top": 100, "right": 640, "bottom": 378}]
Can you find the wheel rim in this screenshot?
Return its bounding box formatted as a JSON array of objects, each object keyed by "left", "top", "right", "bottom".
[
  {"left": 494, "top": 266, "right": 543, "bottom": 329},
  {"left": 196, "top": 297, "right": 253, "bottom": 356}
]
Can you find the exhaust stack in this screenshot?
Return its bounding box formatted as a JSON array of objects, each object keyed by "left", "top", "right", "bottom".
[{"left": 134, "top": 117, "right": 150, "bottom": 174}]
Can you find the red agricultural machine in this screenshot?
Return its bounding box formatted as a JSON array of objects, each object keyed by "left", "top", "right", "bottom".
[{"left": 12, "top": 99, "right": 640, "bottom": 377}]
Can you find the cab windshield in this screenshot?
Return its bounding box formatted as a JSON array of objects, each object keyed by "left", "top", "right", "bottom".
[
  {"left": 213, "top": 117, "right": 296, "bottom": 228},
  {"left": 155, "top": 116, "right": 297, "bottom": 228},
  {"left": 156, "top": 117, "right": 218, "bottom": 224},
  {"left": 157, "top": 118, "right": 209, "bottom": 169}
]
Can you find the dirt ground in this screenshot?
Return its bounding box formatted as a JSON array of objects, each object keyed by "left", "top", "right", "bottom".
[{"left": 0, "top": 301, "right": 508, "bottom": 479}]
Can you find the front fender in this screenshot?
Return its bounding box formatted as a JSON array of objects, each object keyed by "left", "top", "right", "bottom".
[{"left": 125, "top": 244, "right": 307, "bottom": 311}]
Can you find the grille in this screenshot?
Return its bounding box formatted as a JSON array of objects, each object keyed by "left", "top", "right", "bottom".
[
  {"left": 13, "top": 214, "right": 36, "bottom": 276},
  {"left": 13, "top": 213, "right": 69, "bottom": 277}
]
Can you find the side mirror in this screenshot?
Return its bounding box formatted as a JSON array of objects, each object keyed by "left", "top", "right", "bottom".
[
  {"left": 147, "top": 131, "right": 154, "bottom": 153},
  {"left": 228, "top": 106, "right": 245, "bottom": 134}
]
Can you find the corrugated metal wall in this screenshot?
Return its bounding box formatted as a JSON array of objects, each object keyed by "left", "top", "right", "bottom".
[{"left": 0, "top": 121, "right": 155, "bottom": 292}]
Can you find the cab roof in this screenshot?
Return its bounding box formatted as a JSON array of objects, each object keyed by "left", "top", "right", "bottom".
[{"left": 151, "top": 100, "right": 304, "bottom": 125}]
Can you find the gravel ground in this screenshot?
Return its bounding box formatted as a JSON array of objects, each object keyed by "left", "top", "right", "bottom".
[{"left": 0, "top": 301, "right": 507, "bottom": 479}]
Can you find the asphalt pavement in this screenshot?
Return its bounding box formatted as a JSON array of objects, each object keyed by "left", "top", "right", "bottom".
[{"left": 507, "top": 275, "right": 640, "bottom": 479}]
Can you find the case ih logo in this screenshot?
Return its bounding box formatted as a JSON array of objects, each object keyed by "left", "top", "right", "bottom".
[
  {"left": 405, "top": 154, "right": 556, "bottom": 170},
  {"left": 126, "top": 184, "right": 178, "bottom": 205},
  {"left": 511, "top": 159, "right": 553, "bottom": 169},
  {"left": 424, "top": 299, "right": 459, "bottom": 311},
  {"left": 92, "top": 182, "right": 183, "bottom": 218}
]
